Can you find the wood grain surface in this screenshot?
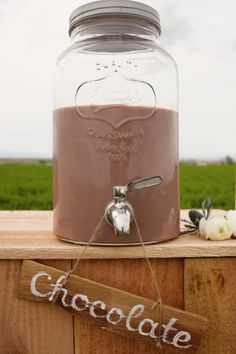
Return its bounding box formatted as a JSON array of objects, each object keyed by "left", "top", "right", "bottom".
[
  {"left": 0, "top": 258, "right": 235, "bottom": 353},
  {"left": 18, "top": 260, "right": 207, "bottom": 352},
  {"left": 1, "top": 210, "right": 236, "bottom": 259},
  {"left": 0, "top": 210, "right": 235, "bottom": 353},
  {"left": 73, "top": 258, "right": 185, "bottom": 354},
  {"left": 185, "top": 258, "right": 236, "bottom": 354},
  {"left": 0, "top": 260, "right": 74, "bottom": 354}
]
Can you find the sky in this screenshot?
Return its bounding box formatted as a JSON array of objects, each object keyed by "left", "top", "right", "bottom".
[{"left": 0, "top": 0, "right": 235, "bottom": 160}]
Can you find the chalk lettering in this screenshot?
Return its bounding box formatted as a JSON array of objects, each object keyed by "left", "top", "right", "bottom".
[
  {"left": 90, "top": 300, "right": 106, "bottom": 318},
  {"left": 172, "top": 331, "right": 192, "bottom": 349},
  {"left": 72, "top": 294, "right": 89, "bottom": 312},
  {"left": 106, "top": 307, "right": 125, "bottom": 325},
  {"left": 49, "top": 275, "right": 67, "bottom": 302},
  {"left": 61, "top": 288, "right": 71, "bottom": 308},
  {"left": 126, "top": 304, "right": 145, "bottom": 332},
  {"left": 138, "top": 319, "right": 159, "bottom": 339},
  {"left": 31, "top": 272, "right": 52, "bottom": 298},
  {"left": 30, "top": 271, "right": 193, "bottom": 350},
  {"left": 162, "top": 318, "right": 178, "bottom": 345}
]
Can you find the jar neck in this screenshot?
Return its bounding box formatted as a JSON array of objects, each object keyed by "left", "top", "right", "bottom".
[{"left": 70, "top": 16, "right": 160, "bottom": 43}]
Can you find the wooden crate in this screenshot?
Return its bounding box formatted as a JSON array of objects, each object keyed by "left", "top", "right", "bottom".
[{"left": 0, "top": 210, "right": 235, "bottom": 354}]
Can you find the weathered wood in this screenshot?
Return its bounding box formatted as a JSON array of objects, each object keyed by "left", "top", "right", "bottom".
[
  {"left": 74, "top": 258, "right": 185, "bottom": 354},
  {"left": 1, "top": 209, "right": 236, "bottom": 353},
  {"left": 1, "top": 211, "right": 236, "bottom": 260},
  {"left": 18, "top": 260, "right": 207, "bottom": 352},
  {"left": 0, "top": 210, "right": 223, "bottom": 232},
  {"left": 184, "top": 258, "right": 236, "bottom": 354},
  {"left": 0, "top": 260, "right": 74, "bottom": 354}
]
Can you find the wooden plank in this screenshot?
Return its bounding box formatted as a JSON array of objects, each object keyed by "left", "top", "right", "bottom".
[
  {"left": 184, "top": 258, "right": 236, "bottom": 354},
  {"left": 0, "top": 232, "right": 235, "bottom": 259},
  {"left": 0, "top": 211, "right": 52, "bottom": 231},
  {"left": 0, "top": 210, "right": 224, "bottom": 232},
  {"left": 0, "top": 260, "right": 74, "bottom": 354},
  {"left": 0, "top": 210, "right": 225, "bottom": 232},
  {"left": 18, "top": 260, "right": 207, "bottom": 352},
  {"left": 0, "top": 211, "right": 236, "bottom": 260},
  {"left": 74, "top": 258, "right": 185, "bottom": 354}
]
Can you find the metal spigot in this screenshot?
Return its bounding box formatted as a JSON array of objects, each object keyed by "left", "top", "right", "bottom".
[{"left": 104, "top": 175, "right": 163, "bottom": 236}]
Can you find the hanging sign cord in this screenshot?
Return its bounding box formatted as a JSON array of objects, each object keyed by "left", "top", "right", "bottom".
[
  {"left": 133, "top": 216, "right": 163, "bottom": 347},
  {"left": 52, "top": 215, "right": 104, "bottom": 304},
  {"left": 53, "top": 215, "right": 163, "bottom": 348}
]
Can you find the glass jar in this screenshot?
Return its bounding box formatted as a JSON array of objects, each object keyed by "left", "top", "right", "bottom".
[{"left": 53, "top": 0, "right": 179, "bottom": 245}]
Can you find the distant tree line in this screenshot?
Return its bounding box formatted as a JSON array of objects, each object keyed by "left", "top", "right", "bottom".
[{"left": 223, "top": 156, "right": 235, "bottom": 165}]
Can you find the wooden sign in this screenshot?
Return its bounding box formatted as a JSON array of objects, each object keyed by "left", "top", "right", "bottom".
[{"left": 17, "top": 260, "right": 207, "bottom": 351}]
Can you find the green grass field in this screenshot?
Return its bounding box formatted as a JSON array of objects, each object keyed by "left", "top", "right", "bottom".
[{"left": 0, "top": 163, "right": 235, "bottom": 210}]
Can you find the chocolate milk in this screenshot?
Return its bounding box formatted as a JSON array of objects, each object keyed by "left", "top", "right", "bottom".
[{"left": 53, "top": 105, "right": 179, "bottom": 245}]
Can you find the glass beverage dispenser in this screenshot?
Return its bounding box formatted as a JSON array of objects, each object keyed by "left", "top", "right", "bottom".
[{"left": 53, "top": 0, "right": 179, "bottom": 245}]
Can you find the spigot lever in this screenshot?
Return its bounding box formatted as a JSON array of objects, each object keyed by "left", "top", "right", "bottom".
[
  {"left": 126, "top": 175, "right": 163, "bottom": 192},
  {"left": 105, "top": 175, "right": 163, "bottom": 236}
]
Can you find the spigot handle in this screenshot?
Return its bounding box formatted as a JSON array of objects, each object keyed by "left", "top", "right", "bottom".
[
  {"left": 126, "top": 175, "right": 163, "bottom": 192},
  {"left": 105, "top": 175, "right": 163, "bottom": 236}
]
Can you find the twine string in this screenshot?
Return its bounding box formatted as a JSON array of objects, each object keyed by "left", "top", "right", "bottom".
[
  {"left": 52, "top": 214, "right": 163, "bottom": 348},
  {"left": 133, "top": 216, "right": 163, "bottom": 348},
  {"left": 69, "top": 215, "right": 105, "bottom": 275},
  {"left": 52, "top": 215, "right": 104, "bottom": 304}
]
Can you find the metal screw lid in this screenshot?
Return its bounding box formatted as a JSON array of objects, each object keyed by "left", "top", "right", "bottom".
[{"left": 69, "top": 0, "right": 161, "bottom": 36}]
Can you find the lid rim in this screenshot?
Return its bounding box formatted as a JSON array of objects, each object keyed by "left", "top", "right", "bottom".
[
  {"left": 70, "top": 5, "right": 160, "bottom": 21},
  {"left": 69, "top": 0, "right": 161, "bottom": 36}
]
